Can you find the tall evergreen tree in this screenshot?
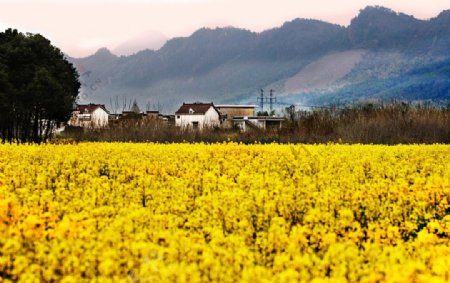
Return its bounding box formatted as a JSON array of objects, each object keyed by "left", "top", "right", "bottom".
[{"left": 0, "top": 29, "right": 80, "bottom": 143}]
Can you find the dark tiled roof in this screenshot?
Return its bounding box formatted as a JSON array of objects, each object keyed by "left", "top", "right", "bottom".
[
  {"left": 76, "top": 104, "right": 110, "bottom": 114},
  {"left": 175, "top": 103, "right": 217, "bottom": 115}
]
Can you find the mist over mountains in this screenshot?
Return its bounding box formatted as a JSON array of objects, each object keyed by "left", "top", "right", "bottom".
[
  {"left": 68, "top": 6, "right": 450, "bottom": 113},
  {"left": 112, "top": 30, "right": 167, "bottom": 56}
]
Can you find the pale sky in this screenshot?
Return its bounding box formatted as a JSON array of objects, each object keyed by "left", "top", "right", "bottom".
[{"left": 0, "top": 0, "right": 448, "bottom": 57}]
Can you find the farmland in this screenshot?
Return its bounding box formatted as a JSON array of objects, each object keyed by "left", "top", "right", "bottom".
[{"left": 1, "top": 143, "right": 450, "bottom": 282}]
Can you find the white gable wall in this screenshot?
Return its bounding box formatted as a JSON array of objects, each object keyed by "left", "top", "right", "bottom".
[
  {"left": 175, "top": 106, "right": 220, "bottom": 130},
  {"left": 203, "top": 107, "right": 220, "bottom": 128},
  {"left": 69, "top": 107, "right": 109, "bottom": 128},
  {"left": 91, "top": 108, "right": 109, "bottom": 127}
]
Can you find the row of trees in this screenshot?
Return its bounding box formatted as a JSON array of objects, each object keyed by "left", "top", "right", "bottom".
[{"left": 0, "top": 29, "right": 80, "bottom": 143}]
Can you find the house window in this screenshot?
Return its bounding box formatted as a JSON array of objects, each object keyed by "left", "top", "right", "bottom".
[
  {"left": 176, "top": 115, "right": 180, "bottom": 119},
  {"left": 189, "top": 108, "right": 195, "bottom": 114},
  {"left": 192, "top": 121, "right": 199, "bottom": 129}
]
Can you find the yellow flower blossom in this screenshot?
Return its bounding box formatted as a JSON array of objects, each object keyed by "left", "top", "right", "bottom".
[{"left": 0, "top": 143, "right": 449, "bottom": 282}]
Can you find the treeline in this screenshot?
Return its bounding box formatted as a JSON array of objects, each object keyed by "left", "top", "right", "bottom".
[
  {"left": 0, "top": 29, "right": 80, "bottom": 143},
  {"left": 60, "top": 102, "right": 450, "bottom": 144}
]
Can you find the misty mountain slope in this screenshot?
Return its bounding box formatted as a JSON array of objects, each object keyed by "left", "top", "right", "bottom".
[
  {"left": 250, "top": 19, "right": 350, "bottom": 61},
  {"left": 112, "top": 30, "right": 167, "bottom": 56},
  {"left": 292, "top": 56, "right": 450, "bottom": 105},
  {"left": 68, "top": 48, "right": 120, "bottom": 99},
  {"left": 281, "top": 50, "right": 367, "bottom": 94},
  {"left": 89, "top": 60, "right": 304, "bottom": 112},
  {"left": 68, "top": 6, "right": 450, "bottom": 111}
]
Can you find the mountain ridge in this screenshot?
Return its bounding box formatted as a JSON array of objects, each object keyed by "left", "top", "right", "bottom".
[{"left": 68, "top": 6, "right": 450, "bottom": 112}]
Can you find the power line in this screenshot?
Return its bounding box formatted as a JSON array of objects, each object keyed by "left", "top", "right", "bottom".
[{"left": 256, "top": 89, "right": 345, "bottom": 111}]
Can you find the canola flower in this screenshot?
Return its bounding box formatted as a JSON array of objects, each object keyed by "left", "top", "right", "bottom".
[{"left": 0, "top": 143, "right": 449, "bottom": 283}]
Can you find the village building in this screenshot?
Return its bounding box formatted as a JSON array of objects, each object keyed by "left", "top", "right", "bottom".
[
  {"left": 116, "top": 100, "right": 142, "bottom": 121},
  {"left": 216, "top": 105, "right": 256, "bottom": 118},
  {"left": 111, "top": 101, "right": 169, "bottom": 126},
  {"left": 68, "top": 104, "right": 110, "bottom": 128},
  {"left": 175, "top": 102, "right": 221, "bottom": 129},
  {"left": 144, "top": 110, "right": 160, "bottom": 120},
  {"left": 215, "top": 105, "right": 257, "bottom": 128},
  {"left": 231, "top": 116, "right": 285, "bottom": 132},
  {"left": 215, "top": 104, "right": 285, "bottom": 131}
]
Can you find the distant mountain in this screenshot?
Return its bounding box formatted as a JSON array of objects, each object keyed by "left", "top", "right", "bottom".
[
  {"left": 348, "top": 6, "right": 422, "bottom": 50},
  {"left": 68, "top": 6, "right": 450, "bottom": 113},
  {"left": 112, "top": 30, "right": 167, "bottom": 56}
]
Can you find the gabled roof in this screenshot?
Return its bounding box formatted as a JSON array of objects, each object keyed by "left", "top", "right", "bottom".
[
  {"left": 175, "top": 102, "right": 218, "bottom": 115},
  {"left": 130, "top": 100, "right": 140, "bottom": 113},
  {"left": 76, "top": 104, "right": 110, "bottom": 114}
]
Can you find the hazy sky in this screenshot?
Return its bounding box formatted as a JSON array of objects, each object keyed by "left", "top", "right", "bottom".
[{"left": 1, "top": 0, "right": 448, "bottom": 57}]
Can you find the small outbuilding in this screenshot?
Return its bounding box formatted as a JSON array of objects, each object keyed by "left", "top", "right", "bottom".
[
  {"left": 232, "top": 116, "right": 285, "bottom": 132},
  {"left": 215, "top": 105, "right": 257, "bottom": 128}
]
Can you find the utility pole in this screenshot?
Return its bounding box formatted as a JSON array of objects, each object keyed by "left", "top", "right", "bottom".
[
  {"left": 269, "top": 89, "right": 276, "bottom": 113},
  {"left": 257, "top": 89, "right": 264, "bottom": 111},
  {"left": 257, "top": 89, "right": 278, "bottom": 114}
]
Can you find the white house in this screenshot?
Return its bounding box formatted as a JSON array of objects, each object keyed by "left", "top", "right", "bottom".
[
  {"left": 175, "top": 102, "right": 221, "bottom": 130},
  {"left": 69, "top": 104, "right": 110, "bottom": 128}
]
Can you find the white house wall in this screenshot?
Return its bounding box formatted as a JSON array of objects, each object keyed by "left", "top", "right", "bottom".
[
  {"left": 69, "top": 108, "right": 109, "bottom": 128},
  {"left": 91, "top": 108, "right": 109, "bottom": 127},
  {"left": 175, "top": 107, "right": 220, "bottom": 129},
  {"left": 203, "top": 107, "right": 220, "bottom": 128},
  {"left": 176, "top": 115, "right": 205, "bottom": 128}
]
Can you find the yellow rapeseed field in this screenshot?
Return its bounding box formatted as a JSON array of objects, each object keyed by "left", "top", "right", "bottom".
[{"left": 0, "top": 143, "right": 450, "bottom": 283}]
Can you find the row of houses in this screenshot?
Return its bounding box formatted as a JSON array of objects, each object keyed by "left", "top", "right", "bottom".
[
  {"left": 68, "top": 102, "right": 169, "bottom": 128},
  {"left": 175, "top": 103, "right": 285, "bottom": 131},
  {"left": 68, "top": 102, "right": 284, "bottom": 131}
]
